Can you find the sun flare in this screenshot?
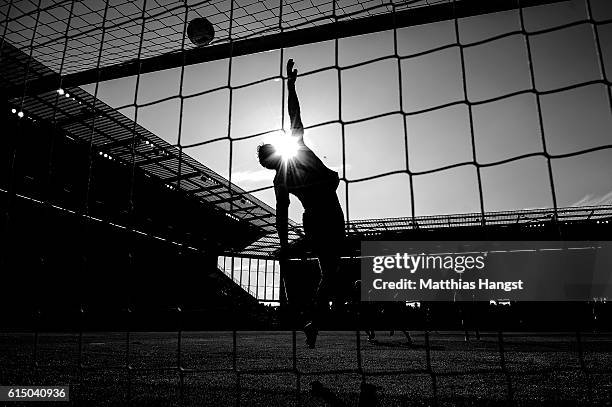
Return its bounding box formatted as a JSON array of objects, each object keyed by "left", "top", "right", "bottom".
[{"left": 268, "top": 131, "right": 298, "bottom": 161}]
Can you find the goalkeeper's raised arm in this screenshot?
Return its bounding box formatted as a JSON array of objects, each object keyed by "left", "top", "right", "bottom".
[{"left": 286, "top": 59, "right": 304, "bottom": 142}]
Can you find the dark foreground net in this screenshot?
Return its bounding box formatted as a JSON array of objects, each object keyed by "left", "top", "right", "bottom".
[{"left": 2, "top": 328, "right": 612, "bottom": 405}]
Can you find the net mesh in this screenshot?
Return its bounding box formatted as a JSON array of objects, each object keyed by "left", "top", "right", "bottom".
[
  {"left": 2, "top": 0, "right": 612, "bottom": 404},
  {"left": 1, "top": 0, "right": 450, "bottom": 75}
]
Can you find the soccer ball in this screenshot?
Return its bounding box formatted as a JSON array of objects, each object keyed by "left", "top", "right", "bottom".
[{"left": 187, "top": 17, "right": 215, "bottom": 47}]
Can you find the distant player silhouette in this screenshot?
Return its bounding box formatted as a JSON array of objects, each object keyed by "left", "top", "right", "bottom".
[{"left": 257, "top": 59, "right": 345, "bottom": 348}]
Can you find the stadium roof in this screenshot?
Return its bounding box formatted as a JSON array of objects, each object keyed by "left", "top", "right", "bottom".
[
  {"left": 1, "top": 42, "right": 303, "bottom": 254},
  {"left": 344, "top": 205, "right": 612, "bottom": 236},
  {"left": 237, "top": 205, "right": 612, "bottom": 257}
]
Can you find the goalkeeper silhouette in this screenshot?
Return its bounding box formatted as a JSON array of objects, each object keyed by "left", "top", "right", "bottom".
[{"left": 257, "top": 59, "right": 346, "bottom": 348}]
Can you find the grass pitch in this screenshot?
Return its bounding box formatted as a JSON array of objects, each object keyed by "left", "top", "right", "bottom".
[{"left": 1, "top": 331, "right": 611, "bottom": 406}]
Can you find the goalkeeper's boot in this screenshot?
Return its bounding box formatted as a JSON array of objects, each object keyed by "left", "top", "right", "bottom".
[{"left": 304, "top": 321, "right": 318, "bottom": 349}]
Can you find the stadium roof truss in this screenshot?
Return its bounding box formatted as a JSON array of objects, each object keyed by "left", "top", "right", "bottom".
[
  {"left": 236, "top": 205, "right": 612, "bottom": 258},
  {"left": 346, "top": 205, "right": 612, "bottom": 237},
  {"left": 1, "top": 42, "right": 303, "bottom": 257}
]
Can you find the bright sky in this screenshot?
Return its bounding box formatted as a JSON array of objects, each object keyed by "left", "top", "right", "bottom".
[{"left": 83, "top": 0, "right": 612, "bottom": 222}]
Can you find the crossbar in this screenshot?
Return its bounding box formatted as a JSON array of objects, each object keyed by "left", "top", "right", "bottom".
[{"left": 4, "top": 0, "right": 568, "bottom": 98}]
